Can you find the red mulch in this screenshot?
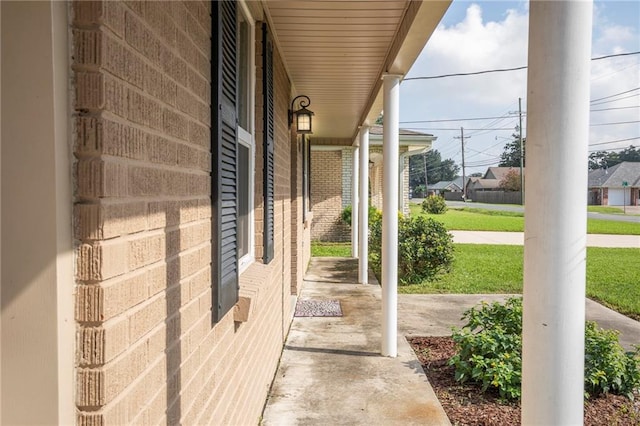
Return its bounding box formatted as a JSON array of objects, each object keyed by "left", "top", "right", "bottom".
[{"left": 408, "top": 336, "right": 640, "bottom": 426}]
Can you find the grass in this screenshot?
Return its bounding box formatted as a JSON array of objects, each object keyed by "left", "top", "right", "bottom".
[
  {"left": 588, "top": 219, "right": 640, "bottom": 235},
  {"left": 588, "top": 206, "right": 626, "bottom": 214},
  {"left": 311, "top": 240, "right": 640, "bottom": 318},
  {"left": 409, "top": 203, "right": 640, "bottom": 235},
  {"left": 311, "top": 242, "right": 351, "bottom": 257},
  {"left": 399, "top": 244, "right": 640, "bottom": 320}
]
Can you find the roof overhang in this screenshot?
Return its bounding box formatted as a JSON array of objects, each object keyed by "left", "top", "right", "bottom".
[{"left": 262, "top": 0, "right": 451, "bottom": 142}]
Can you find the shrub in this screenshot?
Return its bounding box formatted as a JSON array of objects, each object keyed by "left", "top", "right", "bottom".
[
  {"left": 369, "top": 213, "right": 454, "bottom": 284},
  {"left": 340, "top": 205, "right": 382, "bottom": 227},
  {"left": 449, "top": 298, "right": 523, "bottom": 401},
  {"left": 422, "top": 195, "right": 447, "bottom": 214},
  {"left": 449, "top": 297, "right": 640, "bottom": 401},
  {"left": 585, "top": 322, "right": 640, "bottom": 399}
]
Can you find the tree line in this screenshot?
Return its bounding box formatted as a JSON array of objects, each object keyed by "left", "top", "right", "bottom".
[{"left": 409, "top": 127, "right": 639, "bottom": 195}]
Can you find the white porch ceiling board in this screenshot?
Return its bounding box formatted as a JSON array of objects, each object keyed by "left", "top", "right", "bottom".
[{"left": 265, "top": 0, "right": 451, "bottom": 140}]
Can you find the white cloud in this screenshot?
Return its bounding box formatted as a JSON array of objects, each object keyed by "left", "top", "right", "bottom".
[{"left": 400, "top": 2, "right": 640, "bottom": 175}]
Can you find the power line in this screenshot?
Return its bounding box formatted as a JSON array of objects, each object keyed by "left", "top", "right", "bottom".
[
  {"left": 588, "top": 146, "right": 638, "bottom": 153},
  {"left": 591, "top": 106, "right": 640, "bottom": 112},
  {"left": 590, "top": 120, "right": 640, "bottom": 127},
  {"left": 589, "top": 136, "right": 640, "bottom": 147},
  {"left": 400, "top": 106, "right": 638, "bottom": 125},
  {"left": 401, "top": 115, "right": 513, "bottom": 124},
  {"left": 589, "top": 87, "right": 639, "bottom": 103},
  {"left": 403, "top": 51, "right": 640, "bottom": 81},
  {"left": 407, "top": 127, "right": 516, "bottom": 131},
  {"left": 590, "top": 93, "right": 639, "bottom": 106}
]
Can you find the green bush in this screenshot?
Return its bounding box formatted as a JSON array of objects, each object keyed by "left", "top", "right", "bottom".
[
  {"left": 422, "top": 195, "right": 447, "bottom": 214},
  {"left": 585, "top": 321, "right": 640, "bottom": 399},
  {"left": 449, "top": 298, "right": 523, "bottom": 400},
  {"left": 340, "top": 204, "right": 382, "bottom": 227},
  {"left": 449, "top": 297, "right": 640, "bottom": 401},
  {"left": 369, "top": 213, "right": 454, "bottom": 284}
]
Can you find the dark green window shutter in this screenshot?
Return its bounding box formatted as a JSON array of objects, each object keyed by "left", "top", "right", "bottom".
[
  {"left": 212, "top": 0, "right": 239, "bottom": 322},
  {"left": 262, "top": 23, "right": 275, "bottom": 264}
]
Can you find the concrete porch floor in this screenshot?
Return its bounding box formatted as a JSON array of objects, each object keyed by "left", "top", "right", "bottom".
[
  {"left": 262, "top": 257, "right": 640, "bottom": 425},
  {"left": 261, "top": 257, "right": 451, "bottom": 425}
]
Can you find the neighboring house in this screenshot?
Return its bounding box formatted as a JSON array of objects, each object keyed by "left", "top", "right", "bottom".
[
  {"left": 466, "top": 167, "right": 523, "bottom": 203},
  {"left": 1, "top": 1, "right": 450, "bottom": 424},
  {"left": 429, "top": 176, "right": 464, "bottom": 194},
  {"left": 588, "top": 162, "right": 640, "bottom": 206},
  {"left": 310, "top": 126, "right": 435, "bottom": 241},
  {"left": 429, "top": 180, "right": 461, "bottom": 194}
]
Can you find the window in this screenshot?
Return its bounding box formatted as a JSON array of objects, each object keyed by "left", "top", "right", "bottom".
[
  {"left": 212, "top": 1, "right": 257, "bottom": 322},
  {"left": 237, "top": 5, "right": 255, "bottom": 271}
]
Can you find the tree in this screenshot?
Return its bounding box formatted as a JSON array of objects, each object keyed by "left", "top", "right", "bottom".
[
  {"left": 499, "top": 128, "right": 526, "bottom": 168},
  {"left": 589, "top": 145, "right": 640, "bottom": 170},
  {"left": 469, "top": 172, "right": 483, "bottom": 178},
  {"left": 498, "top": 169, "right": 521, "bottom": 191},
  {"left": 409, "top": 149, "right": 460, "bottom": 189}
]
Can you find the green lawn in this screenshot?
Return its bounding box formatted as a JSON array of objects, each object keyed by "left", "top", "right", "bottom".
[
  {"left": 312, "top": 241, "right": 640, "bottom": 319},
  {"left": 588, "top": 206, "right": 627, "bottom": 214},
  {"left": 409, "top": 203, "right": 640, "bottom": 235},
  {"left": 311, "top": 242, "right": 352, "bottom": 257},
  {"left": 400, "top": 244, "right": 640, "bottom": 320}
]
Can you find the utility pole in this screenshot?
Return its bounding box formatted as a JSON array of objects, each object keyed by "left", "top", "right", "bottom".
[
  {"left": 454, "top": 127, "right": 469, "bottom": 201},
  {"left": 519, "top": 97, "right": 525, "bottom": 205}
]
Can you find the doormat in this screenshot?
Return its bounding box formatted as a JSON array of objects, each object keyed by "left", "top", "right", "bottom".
[{"left": 294, "top": 299, "right": 342, "bottom": 317}]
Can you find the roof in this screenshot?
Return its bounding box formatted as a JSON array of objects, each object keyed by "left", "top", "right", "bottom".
[
  {"left": 588, "top": 162, "right": 640, "bottom": 188},
  {"left": 369, "top": 125, "right": 433, "bottom": 137},
  {"left": 367, "top": 125, "right": 436, "bottom": 147},
  {"left": 264, "top": 1, "right": 451, "bottom": 141},
  {"left": 429, "top": 180, "right": 458, "bottom": 190},
  {"left": 484, "top": 167, "right": 522, "bottom": 180},
  {"left": 469, "top": 178, "right": 501, "bottom": 190}
]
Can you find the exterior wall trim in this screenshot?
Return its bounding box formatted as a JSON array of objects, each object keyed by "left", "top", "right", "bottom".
[{"left": 0, "top": 2, "right": 75, "bottom": 423}]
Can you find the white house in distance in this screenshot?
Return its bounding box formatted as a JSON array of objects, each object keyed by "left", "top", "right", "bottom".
[{"left": 588, "top": 162, "right": 640, "bottom": 206}]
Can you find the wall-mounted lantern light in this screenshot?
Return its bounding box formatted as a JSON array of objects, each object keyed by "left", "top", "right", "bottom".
[{"left": 289, "top": 95, "right": 314, "bottom": 134}]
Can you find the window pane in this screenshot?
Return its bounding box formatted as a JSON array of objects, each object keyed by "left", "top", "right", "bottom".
[{"left": 238, "top": 144, "right": 250, "bottom": 258}]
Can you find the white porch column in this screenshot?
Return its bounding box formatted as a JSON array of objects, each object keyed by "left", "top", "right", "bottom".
[
  {"left": 358, "top": 127, "right": 370, "bottom": 284},
  {"left": 351, "top": 146, "right": 359, "bottom": 257},
  {"left": 522, "top": 2, "right": 592, "bottom": 424},
  {"left": 382, "top": 74, "right": 401, "bottom": 357}
]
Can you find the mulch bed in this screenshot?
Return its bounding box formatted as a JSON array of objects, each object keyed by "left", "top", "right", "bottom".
[{"left": 408, "top": 336, "right": 640, "bottom": 426}]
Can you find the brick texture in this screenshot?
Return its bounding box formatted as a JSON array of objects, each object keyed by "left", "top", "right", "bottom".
[
  {"left": 310, "top": 150, "right": 351, "bottom": 241},
  {"left": 310, "top": 146, "right": 411, "bottom": 242},
  {"left": 73, "top": 3, "right": 298, "bottom": 424}
]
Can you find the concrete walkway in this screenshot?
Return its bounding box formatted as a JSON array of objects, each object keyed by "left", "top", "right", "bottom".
[
  {"left": 399, "top": 294, "right": 640, "bottom": 351},
  {"left": 451, "top": 230, "right": 639, "bottom": 248},
  {"left": 262, "top": 257, "right": 640, "bottom": 425},
  {"left": 262, "top": 258, "right": 451, "bottom": 426}
]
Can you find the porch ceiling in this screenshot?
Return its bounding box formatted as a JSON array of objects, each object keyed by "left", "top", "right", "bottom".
[{"left": 263, "top": 0, "right": 451, "bottom": 142}]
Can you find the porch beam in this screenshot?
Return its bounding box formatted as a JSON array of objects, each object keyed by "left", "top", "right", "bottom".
[
  {"left": 352, "top": 146, "right": 359, "bottom": 257},
  {"left": 358, "top": 126, "right": 369, "bottom": 284},
  {"left": 522, "top": 1, "right": 592, "bottom": 424},
  {"left": 382, "top": 74, "right": 402, "bottom": 357}
]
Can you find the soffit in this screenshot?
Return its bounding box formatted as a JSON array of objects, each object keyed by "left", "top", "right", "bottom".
[{"left": 263, "top": 0, "right": 451, "bottom": 142}]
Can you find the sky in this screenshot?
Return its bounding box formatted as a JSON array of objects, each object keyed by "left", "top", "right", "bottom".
[{"left": 400, "top": 0, "right": 640, "bottom": 176}]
